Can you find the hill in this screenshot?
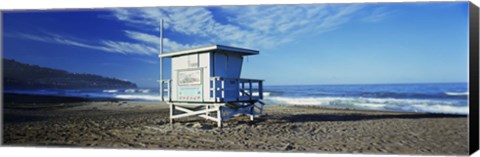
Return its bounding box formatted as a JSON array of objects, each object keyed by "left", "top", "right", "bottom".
[{"left": 3, "top": 59, "right": 137, "bottom": 89}]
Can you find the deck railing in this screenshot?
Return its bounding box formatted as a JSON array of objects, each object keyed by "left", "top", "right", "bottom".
[
  {"left": 160, "top": 79, "right": 172, "bottom": 102},
  {"left": 209, "top": 77, "right": 263, "bottom": 102},
  {"left": 160, "top": 77, "right": 263, "bottom": 103}
]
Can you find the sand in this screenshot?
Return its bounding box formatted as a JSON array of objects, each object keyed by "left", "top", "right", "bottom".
[{"left": 2, "top": 94, "right": 469, "bottom": 155}]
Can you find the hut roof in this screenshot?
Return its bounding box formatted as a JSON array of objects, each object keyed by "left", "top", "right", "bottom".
[{"left": 158, "top": 45, "right": 259, "bottom": 58}]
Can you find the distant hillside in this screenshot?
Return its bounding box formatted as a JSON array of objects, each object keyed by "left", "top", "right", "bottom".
[{"left": 3, "top": 59, "right": 137, "bottom": 89}]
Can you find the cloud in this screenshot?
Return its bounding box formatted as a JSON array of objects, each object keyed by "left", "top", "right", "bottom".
[
  {"left": 100, "top": 40, "right": 157, "bottom": 55},
  {"left": 13, "top": 5, "right": 390, "bottom": 56},
  {"left": 124, "top": 30, "right": 159, "bottom": 45},
  {"left": 109, "top": 4, "right": 367, "bottom": 50},
  {"left": 133, "top": 58, "right": 157, "bottom": 64},
  {"left": 14, "top": 32, "right": 158, "bottom": 55},
  {"left": 12, "top": 30, "right": 197, "bottom": 55},
  {"left": 16, "top": 32, "right": 117, "bottom": 52},
  {"left": 123, "top": 30, "right": 202, "bottom": 52},
  {"left": 362, "top": 7, "right": 393, "bottom": 23}
]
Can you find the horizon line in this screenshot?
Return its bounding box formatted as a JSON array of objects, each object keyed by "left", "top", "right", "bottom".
[{"left": 137, "top": 81, "right": 468, "bottom": 89}]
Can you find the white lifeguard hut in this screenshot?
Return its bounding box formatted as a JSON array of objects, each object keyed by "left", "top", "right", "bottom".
[{"left": 158, "top": 45, "right": 265, "bottom": 127}]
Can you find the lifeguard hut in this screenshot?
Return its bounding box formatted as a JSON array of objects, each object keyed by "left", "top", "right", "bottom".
[{"left": 159, "top": 45, "right": 265, "bottom": 127}]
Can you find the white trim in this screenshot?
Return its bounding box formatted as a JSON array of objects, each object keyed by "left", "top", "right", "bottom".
[{"left": 159, "top": 45, "right": 259, "bottom": 58}]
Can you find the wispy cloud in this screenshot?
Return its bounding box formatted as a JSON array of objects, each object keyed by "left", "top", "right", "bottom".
[
  {"left": 16, "top": 32, "right": 113, "bottom": 52},
  {"left": 123, "top": 30, "right": 202, "bottom": 52},
  {"left": 361, "top": 7, "right": 393, "bottom": 23},
  {"left": 11, "top": 30, "right": 196, "bottom": 55},
  {"left": 12, "top": 4, "right": 390, "bottom": 56},
  {"left": 124, "top": 30, "right": 159, "bottom": 45},
  {"left": 12, "top": 31, "right": 158, "bottom": 55},
  {"left": 134, "top": 58, "right": 157, "bottom": 64},
  {"left": 100, "top": 40, "right": 157, "bottom": 55},
  {"left": 109, "top": 4, "right": 368, "bottom": 50}
]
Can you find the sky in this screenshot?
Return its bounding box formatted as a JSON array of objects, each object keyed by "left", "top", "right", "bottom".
[{"left": 2, "top": 2, "right": 469, "bottom": 87}]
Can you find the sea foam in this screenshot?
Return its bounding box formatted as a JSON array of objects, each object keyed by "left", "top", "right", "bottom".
[
  {"left": 444, "top": 92, "right": 468, "bottom": 96},
  {"left": 115, "top": 94, "right": 162, "bottom": 101},
  {"left": 264, "top": 96, "right": 468, "bottom": 115},
  {"left": 102, "top": 90, "right": 118, "bottom": 93}
]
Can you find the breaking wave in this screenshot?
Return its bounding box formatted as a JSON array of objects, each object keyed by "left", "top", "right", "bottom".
[
  {"left": 124, "top": 89, "right": 136, "bottom": 93},
  {"left": 264, "top": 96, "right": 468, "bottom": 115},
  {"left": 102, "top": 90, "right": 118, "bottom": 93},
  {"left": 5, "top": 83, "right": 468, "bottom": 115},
  {"left": 114, "top": 94, "right": 161, "bottom": 101},
  {"left": 444, "top": 92, "right": 468, "bottom": 96}
]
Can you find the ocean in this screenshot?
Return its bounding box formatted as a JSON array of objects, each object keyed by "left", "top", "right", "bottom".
[
  {"left": 4, "top": 83, "right": 468, "bottom": 115},
  {"left": 262, "top": 83, "right": 468, "bottom": 115}
]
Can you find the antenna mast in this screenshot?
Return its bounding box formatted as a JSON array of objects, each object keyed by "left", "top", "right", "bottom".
[{"left": 159, "top": 19, "right": 164, "bottom": 101}]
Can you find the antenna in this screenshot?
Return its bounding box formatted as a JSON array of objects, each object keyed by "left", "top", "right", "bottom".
[
  {"left": 159, "top": 19, "right": 164, "bottom": 100},
  {"left": 160, "top": 19, "right": 164, "bottom": 54}
]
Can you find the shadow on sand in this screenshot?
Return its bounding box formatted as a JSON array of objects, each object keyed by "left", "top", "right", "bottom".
[{"left": 280, "top": 113, "right": 467, "bottom": 123}]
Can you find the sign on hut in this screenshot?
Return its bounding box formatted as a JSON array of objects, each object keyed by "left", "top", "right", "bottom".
[{"left": 159, "top": 45, "right": 266, "bottom": 127}]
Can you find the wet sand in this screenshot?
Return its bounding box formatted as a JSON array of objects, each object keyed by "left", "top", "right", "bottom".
[{"left": 2, "top": 94, "right": 469, "bottom": 155}]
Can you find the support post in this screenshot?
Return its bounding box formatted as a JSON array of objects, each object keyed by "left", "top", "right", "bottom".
[
  {"left": 249, "top": 81, "right": 253, "bottom": 100},
  {"left": 217, "top": 106, "right": 223, "bottom": 128},
  {"left": 169, "top": 103, "right": 175, "bottom": 124},
  {"left": 259, "top": 81, "right": 263, "bottom": 99},
  {"left": 221, "top": 79, "right": 225, "bottom": 101},
  {"left": 206, "top": 104, "right": 210, "bottom": 117},
  {"left": 260, "top": 103, "right": 264, "bottom": 114},
  {"left": 212, "top": 78, "right": 217, "bottom": 102},
  {"left": 167, "top": 80, "right": 171, "bottom": 101},
  {"left": 249, "top": 105, "right": 255, "bottom": 121},
  {"left": 241, "top": 81, "right": 245, "bottom": 97}
]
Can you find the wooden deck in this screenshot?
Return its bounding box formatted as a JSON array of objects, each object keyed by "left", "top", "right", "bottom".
[{"left": 160, "top": 77, "right": 263, "bottom": 103}]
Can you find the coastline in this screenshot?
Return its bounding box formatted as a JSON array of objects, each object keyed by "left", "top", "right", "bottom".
[{"left": 2, "top": 94, "right": 469, "bottom": 155}]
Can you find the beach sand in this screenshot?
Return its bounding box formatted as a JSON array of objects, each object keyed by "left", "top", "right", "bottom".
[{"left": 2, "top": 94, "right": 469, "bottom": 155}]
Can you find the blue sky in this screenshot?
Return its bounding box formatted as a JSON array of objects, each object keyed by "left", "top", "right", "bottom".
[{"left": 3, "top": 2, "right": 469, "bottom": 87}]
